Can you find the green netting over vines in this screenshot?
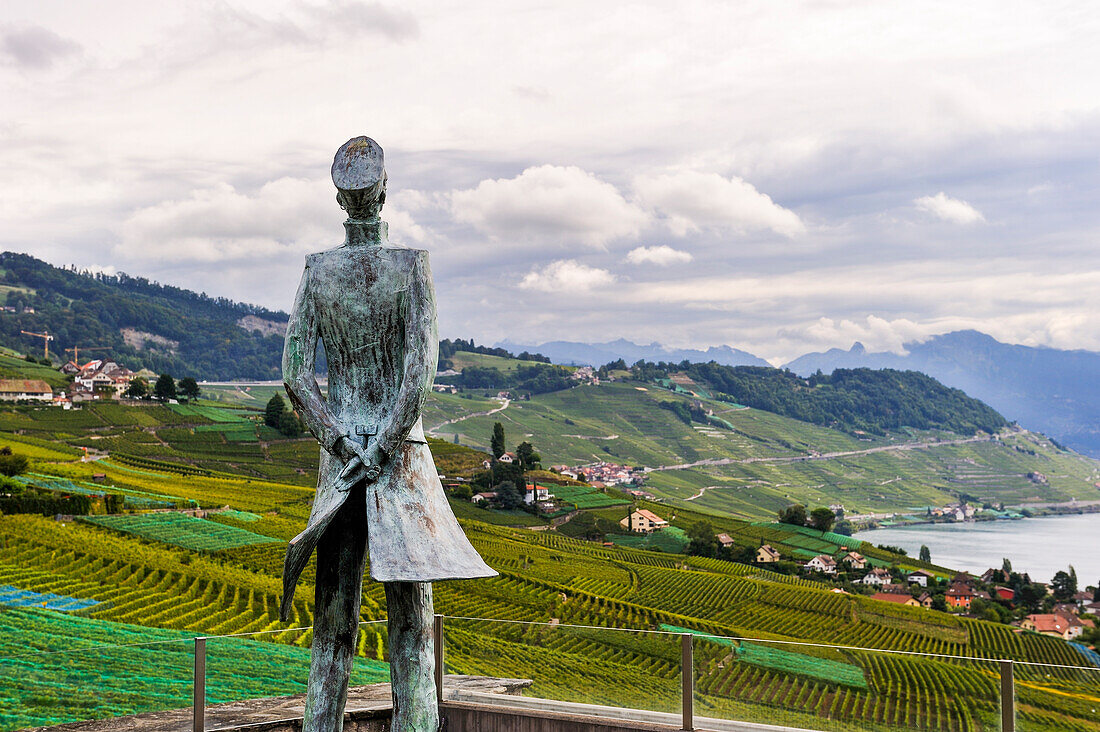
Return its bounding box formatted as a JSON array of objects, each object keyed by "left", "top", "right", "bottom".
[
  {"left": 551, "top": 484, "right": 630, "bottom": 509},
  {"left": 0, "top": 607, "right": 389, "bottom": 731},
  {"left": 609, "top": 526, "right": 689, "bottom": 553},
  {"left": 661, "top": 624, "right": 867, "bottom": 689},
  {"left": 81, "top": 513, "right": 278, "bottom": 552}
]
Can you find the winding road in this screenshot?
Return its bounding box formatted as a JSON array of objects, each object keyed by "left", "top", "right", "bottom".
[
  {"left": 427, "top": 397, "right": 510, "bottom": 436},
  {"left": 651, "top": 434, "right": 994, "bottom": 473}
]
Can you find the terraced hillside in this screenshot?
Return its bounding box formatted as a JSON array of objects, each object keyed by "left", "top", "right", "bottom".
[
  {"left": 5, "top": 355, "right": 1100, "bottom": 519},
  {"left": 0, "top": 378, "right": 1098, "bottom": 729},
  {"left": 414, "top": 377, "right": 1100, "bottom": 518},
  {"left": 2, "top": 505, "right": 1098, "bottom": 731}
]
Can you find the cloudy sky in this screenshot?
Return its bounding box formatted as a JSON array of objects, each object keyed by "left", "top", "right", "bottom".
[{"left": 3, "top": 1, "right": 1100, "bottom": 363}]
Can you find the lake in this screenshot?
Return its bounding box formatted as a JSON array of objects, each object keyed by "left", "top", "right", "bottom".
[{"left": 854, "top": 513, "right": 1100, "bottom": 584}]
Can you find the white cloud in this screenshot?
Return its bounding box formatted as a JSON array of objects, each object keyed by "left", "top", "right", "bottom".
[
  {"left": 115, "top": 178, "right": 340, "bottom": 263},
  {"left": 799, "top": 316, "right": 930, "bottom": 355},
  {"left": 450, "top": 165, "right": 648, "bottom": 248},
  {"left": 519, "top": 259, "right": 616, "bottom": 293},
  {"left": 914, "top": 192, "right": 985, "bottom": 224},
  {"left": 626, "top": 245, "right": 693, "bottom": 266},
  {"left": 633, "top": 171, "right": 805, "bottom": 237},
  {"left": 5, "top": 1, "right": 1100, "bottom": 360},
  {"left": 383, "top": 203, "right": 428, "bottom": 245}
]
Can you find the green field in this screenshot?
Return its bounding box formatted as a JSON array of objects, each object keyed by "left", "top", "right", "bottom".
[
  {"left": 421, "top": 379, "right": 1100, "bottom": 518},
  {"left": 0, "top": 352, "right": 71, "bottom": 389},
  {"left": 448, "top": 351, "right": 572, "bottom": 375},
  {"left": 12, "top": 369, "right": 1097, "bottom": 520}
]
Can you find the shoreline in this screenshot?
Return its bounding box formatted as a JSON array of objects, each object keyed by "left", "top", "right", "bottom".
[{"left": 851, "top": 500, "right": 1100, "bottom": 530}]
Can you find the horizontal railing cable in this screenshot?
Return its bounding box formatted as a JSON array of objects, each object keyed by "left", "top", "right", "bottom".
[{"left": 2, "top": 613, "right": 1098, "bottom": 674}]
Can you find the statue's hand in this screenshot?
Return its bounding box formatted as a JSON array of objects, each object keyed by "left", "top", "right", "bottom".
[{"left": 335, "top": 437, "right": 384, "bottom": 483}]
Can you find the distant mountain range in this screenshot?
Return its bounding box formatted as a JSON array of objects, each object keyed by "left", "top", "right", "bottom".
[
  {"left": 784, "top": 330, "right": 1100, "bottom": 458},
  {"left": 496, "top": 338, "right": 770, "bottom": 368}
]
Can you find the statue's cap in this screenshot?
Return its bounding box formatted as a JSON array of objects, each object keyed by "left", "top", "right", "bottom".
[{"left": 331, "top": 136, "right": 385, "bottom": 191}]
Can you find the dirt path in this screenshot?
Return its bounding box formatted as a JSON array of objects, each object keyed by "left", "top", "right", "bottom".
[
  {"left": 686, "top": 485, "right": 720, "bottom": 501},
  {"left": 562, "top": 434, "right": 619, "bottom": 440},
  {"left": 651, "top": 435, "right": 993, "bottom": 473},
  {"left": 427, "top": 397, "right": 510, "bottom": 436}
]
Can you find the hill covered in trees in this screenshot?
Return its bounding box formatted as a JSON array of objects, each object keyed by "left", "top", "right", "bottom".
[
  {"left": 630, "top": 361, "right": 1008, "bottom": 437},
  {"left": 0, "top": 252, "right": 289, "bottom": 380}
]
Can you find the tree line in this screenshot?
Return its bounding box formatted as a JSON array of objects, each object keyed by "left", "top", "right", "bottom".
[{"left": 627, "top": 360, "right": 1007, "bottom": 436}]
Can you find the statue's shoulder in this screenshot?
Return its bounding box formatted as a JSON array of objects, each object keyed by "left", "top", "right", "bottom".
[
  {"left": 304, "top": 246, "right": 428, "bottom": 272},
  {"left": 303, "top": 248, "right": 336, "bottom": 268},
  {"left": 378, "top": 247, "right": 429, "bottom": 268},
  {"left": 304, "top": 246, "right": 344, "bottom": 266}
]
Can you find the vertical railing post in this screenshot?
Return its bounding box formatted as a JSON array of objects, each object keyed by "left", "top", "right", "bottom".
[
  {"left": 193, "top": 636, "right": 206, "bottom": 732},
  {"left": 681, "top": 633, "right": 694, "bottom": 731},
  {"left": 999, "top": 659, "right": 1015, "bottom": 732},
  {"left": 434, "top": 614, "right": 445, "bottom": 706}
]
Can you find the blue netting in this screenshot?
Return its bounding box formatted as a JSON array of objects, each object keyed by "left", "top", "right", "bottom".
[{"left": 0, "top": 585, "right": 100, "bottom": 611}]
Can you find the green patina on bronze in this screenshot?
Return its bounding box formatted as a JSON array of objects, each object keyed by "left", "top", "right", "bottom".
[{"left": 281, "top": 136, "right": 495, "bottom": 731}]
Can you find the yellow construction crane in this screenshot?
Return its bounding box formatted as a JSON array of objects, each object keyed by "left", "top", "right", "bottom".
[
  {"left": 20, "top": 330, "right": 54, "bottom": 360},
  {"left": 63, "top": 345, "right": 111, "bottom": 365}
]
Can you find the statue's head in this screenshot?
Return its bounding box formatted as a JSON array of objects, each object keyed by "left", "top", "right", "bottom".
[{"left": 332, "top": 136, "right": 387, "bottom": 220}]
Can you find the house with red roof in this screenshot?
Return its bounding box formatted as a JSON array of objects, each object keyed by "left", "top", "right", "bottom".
[
  {"left": 1022, "top": 613, "right": 1083, "bottom": 640},
  {"left": 619, "top": 509, "right": 669, "bottom": 533},
  {"left": 946, "top": 582, "right": 975, "bottom": 609},
  {"left": 872, "top": 592, "right": 921, "bottom": 607}
]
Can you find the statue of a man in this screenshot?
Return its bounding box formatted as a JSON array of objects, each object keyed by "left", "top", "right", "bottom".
[{"left": 279, "top": 136, "right": 495, "bottom": 731}]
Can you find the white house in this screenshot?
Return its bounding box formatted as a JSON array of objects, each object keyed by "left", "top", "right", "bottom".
[
  {"left": 859, "top": 568, "right": 893, "bottom": 586},
  {"left": 0, "top": 379, "right": 53, "bottom": 402},
  {"left": 524, "top": 485, "right": 552, "bottom": 504},
  {"left": 842, "top": 551, "right": 867, "bottom": 569},
  {"left": 907, "top": 570, "right": 935, "bottom": 587},
  {"left": 805, "top": 555, "right": 838, "bottom": 575}
]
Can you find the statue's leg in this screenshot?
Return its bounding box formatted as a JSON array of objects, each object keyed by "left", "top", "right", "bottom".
[
  {"left": 303, "top": 493, "right": 368, "bottom": 732},
  {"left": 384, "top": 581, "right": 437, "bottom": 731}
]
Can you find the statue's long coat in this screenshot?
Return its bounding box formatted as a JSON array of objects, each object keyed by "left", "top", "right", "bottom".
[{"left": 280, "top": 237, "right": 494, "bottom": 619}]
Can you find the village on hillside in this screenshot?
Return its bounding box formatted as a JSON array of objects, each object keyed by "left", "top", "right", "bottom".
[{"left": 0, "top": 355, "right": 156, "bottom": 409}]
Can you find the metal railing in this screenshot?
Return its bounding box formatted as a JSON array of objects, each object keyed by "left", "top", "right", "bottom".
[{"left": 180, "top": 615, "right": 1100, "bottom": 732}]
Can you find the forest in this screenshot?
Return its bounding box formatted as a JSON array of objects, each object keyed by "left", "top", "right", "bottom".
[
  {"left": 631, "top": 360, "right": 1009, "bottom": 436},
  {"left": 0, "top": 252, "right": 287, "bottom": 380}
]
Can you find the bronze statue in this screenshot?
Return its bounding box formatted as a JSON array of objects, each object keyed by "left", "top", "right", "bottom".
[{"left": 280, "top": 136, "right": 495, "bottom": 731}]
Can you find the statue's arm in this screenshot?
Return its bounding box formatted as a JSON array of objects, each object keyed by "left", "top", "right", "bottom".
[
  {"left": 375, "top": 250, "right": 438, "bottom": 459},
  {"left": 282, "top": 261, "right": 344, "bottom": 455}
]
